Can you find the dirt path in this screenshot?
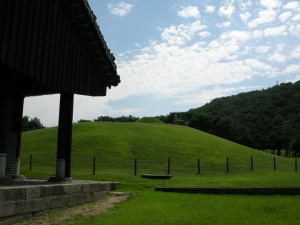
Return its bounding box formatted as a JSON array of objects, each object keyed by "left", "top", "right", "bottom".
[{"left": 15, "top": 192, "right": 130, "bottom": 225}]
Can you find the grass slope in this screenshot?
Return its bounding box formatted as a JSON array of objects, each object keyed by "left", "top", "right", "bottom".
[{"left": 21, "top": 122, "right": 294, "bottom": 178}]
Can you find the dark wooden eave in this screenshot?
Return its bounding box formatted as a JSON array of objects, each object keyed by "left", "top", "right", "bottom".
[{"left": 0, "top": 0, "right": 120, "bottom": 97}]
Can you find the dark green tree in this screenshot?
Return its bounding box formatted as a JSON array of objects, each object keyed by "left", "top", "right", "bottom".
[{"left": 22, "top": 116, "right": 45, "bottom": 131}]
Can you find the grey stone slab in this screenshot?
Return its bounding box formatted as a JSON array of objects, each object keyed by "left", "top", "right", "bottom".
[
  {"left": 63, "top": 184, "right": 83, "bottom": 194},
  {"left": 0, "top": 213, "right": 32, "bottom": 225},
  {"left": 0, "top": 200, "right": 29, "bottom": 217},
  {"left": 85, "top": 191, "right": 107, "bottom": 202},
  {"left": 83, "top": 183, "right": 100, "bottom": 193},
  {"left": 50, "top": 195, "right": 70, "bottom": 209},
  {"left": 67, "top": 194, "right": 86, "bottom": 206},
  {"left": 48, "top": 185, "right": 67, "bottom": 196},
  {"left": 0, "top": 187, "right": 27, "bottom": 202},
  {"left": 26, "top": 186, "right": 42, "bottom": 199},
  {"left": 0, "top": 202, "right": 16, "bottom": 217},
  {"left": 82, "top": 183, "right": 92, "bottom": 193},
  {"left": 31, "top": 198, "right": 51, "bottom": 212},
  {"left": 40, "top": 186, "right": 53, "bottom": 198}
]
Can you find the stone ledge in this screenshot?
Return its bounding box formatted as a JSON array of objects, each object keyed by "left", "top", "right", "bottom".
[
  {"left": 155, "top": 187, "right": 300, "bottom": 195},
  {"left": 0, "top": 180, "right": 118, "bottom": 221}
]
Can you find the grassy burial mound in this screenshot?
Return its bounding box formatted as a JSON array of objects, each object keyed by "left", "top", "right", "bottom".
[
  {"left": 136, "top": 117, "right": 164, "bottom": 123},
  {"left": 20, "top": 122, "right": 295, "bottom": 178}
]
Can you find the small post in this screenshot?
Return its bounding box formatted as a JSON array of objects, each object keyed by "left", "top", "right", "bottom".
[
  {"left": 29, "top": 154, "right": 32, "bottom": 171},
  {"left": 167, "top": 158, "right": 171, "bottom": 175},
  {"left": 273, "top": 157, "right": 276, "bottom": 171},
  {"left": 92, "top": 156, "right": 96, "bottom": 175},
  {"left": 197, "top": 159, "right": 200, "bottom": 175},
  {"left": 250, "top": 156, "right": 253, "bottom": 171},
  {"left": 226, "top": 157, "right": 229, "bottom": 173},
  {"left": 134, "top": 158, "right": 137, "bottom": 176},
  {"left": 295, "top": 159, "right": 298, "bottom": 173}
]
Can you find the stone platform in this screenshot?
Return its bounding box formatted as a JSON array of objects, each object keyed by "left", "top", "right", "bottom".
[{"left": 0, "top": 179, "right": 118, "bottom": 224}]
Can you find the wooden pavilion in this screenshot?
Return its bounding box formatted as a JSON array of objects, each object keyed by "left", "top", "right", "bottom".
[{"left": 0, "top": 0, "right": 120, "bottom": 181}]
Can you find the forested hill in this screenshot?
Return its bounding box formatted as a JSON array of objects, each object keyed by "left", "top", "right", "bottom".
[{"left": 185, "top": 81, "right": 300, "bottom": 153}]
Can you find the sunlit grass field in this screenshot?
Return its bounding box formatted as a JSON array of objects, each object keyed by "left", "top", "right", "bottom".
[{"left": 20, "top": 122, "right": 300, "bottom": 225}]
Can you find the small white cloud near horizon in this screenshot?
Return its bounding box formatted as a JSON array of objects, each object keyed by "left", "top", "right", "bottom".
[
  {"left": 248, "top": 9, "right": 277, "bottom": 29},
  {"left": 260, "top": 0, "right": 282, "bottom": 9},
  {"left": 240, "top": 12, "right": 251, "bottom": 23},
  {"left": 108, "top": 2, "right": 134, "bottom": 16},
  {"left": 161, "top": 20, "right": 206, "bottom": 45},
  {"left": 219, "top": 4, "right": 235, "bottom": 18},
  {"left": 205, "top": 5, "right": 215, "bottom": 13},
  {"left": 178, "top": 6, "right": 200, "bottom": 19}
]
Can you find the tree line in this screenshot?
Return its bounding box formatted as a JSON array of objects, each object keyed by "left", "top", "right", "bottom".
[
  {"left": 22, "top": 116, "right": 45, "bottom": 132},
  {"left": 171, "top": 81, "right": 300, "bottom": 157}
]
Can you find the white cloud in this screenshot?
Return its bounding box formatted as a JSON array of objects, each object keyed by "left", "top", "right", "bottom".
[
  {"left": 255, "top": 45, "right": 271, "bottom": 53},
  {"left": 260, "top": 0, "right": 282, "bottom": 9},
  {"left": 238, "top": 0, "right": 252, "bottom": 11},
  {"left": 263, "top": 26, "right": 287, "bottom": 37},
  {"left": 240, "top": 12, "right": 251, "bottom": 23},
  {"left": 217, "top": 21, "right": 232, "bottom": 28},
  {"left": 267, "top": 52, "right": 287, "bottom": 63},
  {"left": 161, "top": 21, "right": 206, "bottom": 45},
  {"left": 245, "top": 59, "right": 277, "bottom": 76},
  {"left": 283, "top": 64, "right": 300, "bottom": 74},
  {"left": 279, "top": 11, "right": 293, "bottom": 22},
  {"left": 219, "top": 5, "right": 235, "bottom": 18},
  {"left": 292, "top": 14, "right": 300, "bottom": 21},
  {"left": 108, "top": 2, "right": 134, "bottom": 16},
  {"left": 199, "top": 31, "right": 211, "bottom": 38},
  {"left": 178, "top": 6, "right": 200, "bottom": 19},
  {"left": 289, "top": 46, "right": 300, "bottom": 58},
  {"left": 205, "top": 5, "right": 215, "bottom": 13},
  {"left": 220, "top": 30, "right": 251, "bottom": 43},
  {"left": 289, "top": 24, "right": 300, "bottom": 36},
  {"left": 248, "top": 9, "right": 277, "bottom": 29},
  {"left": 283, "top": 1, "right": 300, "bottom": 11}
]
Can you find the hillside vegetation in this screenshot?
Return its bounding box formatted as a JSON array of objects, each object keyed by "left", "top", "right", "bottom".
[
  {"left": 20, "top": 122, "right": 294, "bottom": 178},
  {"left": 175, "top": 81, "right": 300, "bottom": 154}
]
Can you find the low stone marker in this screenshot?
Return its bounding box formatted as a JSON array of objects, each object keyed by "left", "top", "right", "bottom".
[
  {"left": 155, "top": 187, "right": 300, "bottom": 195},
  {"left": 141, "top": 174, "right": 173, "bottom": 179}
]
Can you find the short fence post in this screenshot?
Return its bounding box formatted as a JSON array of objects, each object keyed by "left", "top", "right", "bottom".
[
  {"left": 250, "top": 156, "right": 253, "bottom": 171},
  {"left": 29, "top": 154, "right": 32, "bottom": 171},
  {"left": 134, "top": 158, "right": 137, "bottom": 176},
  {"left": 226, "top": 157, "right": 229, "bottom": 173},
  {"left": 197, "top": 159, "right": 200, "bottom": 175},
  {"left": 167, "top": 158, "right": 171, "bottom": 175},
  {"left": 92, "top": 156, "right": 96, "bottom": 175},
  {"left": 295, "top": 159, "right": 298, "bottom": 173},
  {"left": 273, "top": 157, "right": 276, "bottom": 171}
]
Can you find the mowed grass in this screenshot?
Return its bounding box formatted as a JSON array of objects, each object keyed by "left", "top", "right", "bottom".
[
  {"left": 72, "top": 192, "right": 300, "bottom": 225},
  {"left": 20, "top": 122, "right": 300, "bottom": 225}
]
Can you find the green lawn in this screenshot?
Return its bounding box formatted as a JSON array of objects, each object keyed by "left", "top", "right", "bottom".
[
  {"left": 72, "top": 192, "right": 300, "bottom": 225},
  {"left": 19, "top": 122, "right": 300, "bottom": 225}
]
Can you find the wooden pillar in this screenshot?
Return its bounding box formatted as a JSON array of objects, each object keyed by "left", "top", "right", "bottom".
[
  {"left": 0, "top": 93, "right": 11, "bottom": 177},
  {"left": 56, "top": 93, "right": 74, "bottom": 179},
  {"left": 14, "top": 95, "right": 25, "bottom": 178}
]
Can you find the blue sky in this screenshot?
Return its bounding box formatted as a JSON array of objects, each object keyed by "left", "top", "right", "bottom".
[{"left": 24, "top": 0, "right": 300, "bottom": 126}]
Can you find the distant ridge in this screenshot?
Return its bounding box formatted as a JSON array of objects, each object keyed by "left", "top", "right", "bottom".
[{"left": 184, "top": 81, "right": 300, "bottom": 154}]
